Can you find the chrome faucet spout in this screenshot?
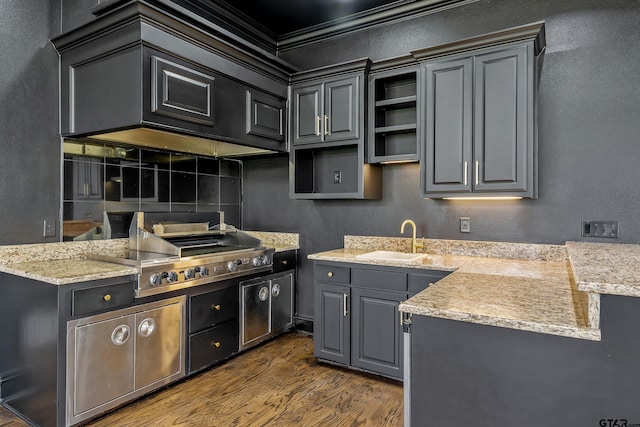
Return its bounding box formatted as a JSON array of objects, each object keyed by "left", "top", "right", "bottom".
[{"left": 400, "top": 219, "right": 423, "bottom": 254}]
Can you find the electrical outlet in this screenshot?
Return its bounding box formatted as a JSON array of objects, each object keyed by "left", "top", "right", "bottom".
[
  {"left": 43, "top": 219, "right": 57, "bottom": 237},
  {"left": 581, "top": 220, "right": 618, "bottom": 238},
  {"left": 460, "top": 217, "right": 471, "bottom": 233},
  {"left": 333, "top": 171, "right": 342, "bottom": 184}
]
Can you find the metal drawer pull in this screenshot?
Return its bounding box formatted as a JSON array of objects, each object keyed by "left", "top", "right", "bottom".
[
  {"left": 327, "top": 271, "right": 334, "bottom": 278},
  {"left": 475, "top": 161, "right": 479, "bottom": 185},
  {"left": 111, "top": 325, "right": 130, "bottom": 346},
  {"left": 213, "top": 341, "right": 221, "bottom": 348},
  {"left": 463, "top": 161, "right": 468, "bottom": 186},
  {"left": 343, "top": 293, "right": 348, "bottom": 317},
  {"left": 315, "top": 116, "right": 321, "bottom": 136},
  {"left": 272, "top": 283, "right": 281, "bottom": 297},
  {"left": 324, "top": 115, "right": 330, "bottom": 135},
  {"left": 138, "top": 318, "right": 155, "bottom": 337},
  {"left": 212, "top": 304, "right": 221, "bottom": 311},
  {"left": 103, "top": 294, "right": 112, "bottom": 302}
]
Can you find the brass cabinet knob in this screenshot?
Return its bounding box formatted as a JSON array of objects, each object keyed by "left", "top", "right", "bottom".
[
  {"left": 103, "top": 294, "right": 112, "bottom": 302},
  {"left": 282, "top": 260, "right": 288, "bottom": 265},
  {"left": 212, "top": 304, "right": 221, "bottom": 311},
  {"left": 213, "top": 341, "right": 221, "bottom": 348},
  {"left": 327, "top": 272, "right": 334, "bottom": 278}
]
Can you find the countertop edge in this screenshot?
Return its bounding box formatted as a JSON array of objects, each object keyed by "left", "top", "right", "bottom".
[
  {"left": 398, "top": 303, "right": 602, "bottom": 341},
  {"left": 0, "top": 263, "right": 139, "bottom": 285}
]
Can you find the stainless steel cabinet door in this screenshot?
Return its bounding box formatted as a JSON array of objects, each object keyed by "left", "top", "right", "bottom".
[
  {"left": 271, "top": 273, "right": 293, "bottom": 333},
  {"left": 135, "top": 301, "right": 183, "bottom": 389},
  {"left": 72, "top": 315, "right": 136, "bottom": 415},
  {"left": 241, "top": 279, "right": 271, "bottom": 346}
]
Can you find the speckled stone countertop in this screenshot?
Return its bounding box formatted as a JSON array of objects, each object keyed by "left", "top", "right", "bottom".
[
  {"left": 0, "top": 231, "right": 298, "bottom": 285},
  {"left": 0, "top": 259, "right": 138, "bottom": 285},
  {"left": 566, "top": 241, "right": 640, "bottom": 297},
  {"left": 246, "top": 231, "right": 299, "bottom": 252},
  {"left": 310, "top": 236, "right": 608, "bottom": 341},
  {"left": 0, "top": 239, "right": 137, "bottom": 285}
]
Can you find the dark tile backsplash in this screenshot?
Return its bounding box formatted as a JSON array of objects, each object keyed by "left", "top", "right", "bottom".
[{"left": 63, "top": 141, "right": 242, "bottom": 238}]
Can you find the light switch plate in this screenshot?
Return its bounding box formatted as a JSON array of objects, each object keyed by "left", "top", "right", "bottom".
[
  {"left": 460, "top": 217, "right": 471, "bottom": 233},
  {"left": 582, "top": 220, "right": 618, "bottom": 238},
  {"left": 43, "top": 219, "right": 57, "bottom": 237}
]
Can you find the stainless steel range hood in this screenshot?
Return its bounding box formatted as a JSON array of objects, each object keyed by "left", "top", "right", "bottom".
[{"left": 86, "top": 128, "right": 276, "bottom": 158}]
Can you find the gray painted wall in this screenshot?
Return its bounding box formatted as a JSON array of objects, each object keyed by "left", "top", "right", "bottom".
[
  {"left": 243, "top": 0, "right": 640, "bottom": 320},
  {"left": 0, "top": 0, "right": 61, "bottom": 245}
]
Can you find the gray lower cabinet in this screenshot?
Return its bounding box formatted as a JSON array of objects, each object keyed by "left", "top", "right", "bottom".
[
  {"left": 313, "top": 261, "right": 449, "bottom": 380},
  {"left": 417, "top": 23, "right": 545, "bottom": 198},
  {"left": 351, "top": 287, "right": 405, "bottom": 378},
  {"left": 314, "top": 282, "right": 351, "bottom": 365}
]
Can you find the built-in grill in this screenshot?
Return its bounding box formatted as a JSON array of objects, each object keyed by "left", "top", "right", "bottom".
[{"left": 96, "top": 212, "right": 273, "bottom": 297}]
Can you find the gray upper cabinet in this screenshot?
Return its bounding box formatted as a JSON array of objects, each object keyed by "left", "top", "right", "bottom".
[
  {"left": 291, "top": 75, "right": 359, "bottom": 146},
  {"left": 291, "top": 83, "right": 323, "bottom": 145},
  {"left": 246, "top": 89, "right": 286, "bottom": 144},
  {"left": 415, "top": 22, "right": 545, "bottom": 199},
  {"left": 289, "top": 58, "right": 382, "bottom": 199}
]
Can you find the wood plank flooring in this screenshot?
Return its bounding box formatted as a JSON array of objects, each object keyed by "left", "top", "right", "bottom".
[{"left": 1, "top": 332, "right": 403, "bottom": 426}]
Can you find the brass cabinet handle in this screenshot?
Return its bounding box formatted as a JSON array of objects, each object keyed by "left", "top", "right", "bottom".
[
  {"left": 475, "top": 160, "right": 479, "bottom": 186},
  {"left": 327, "top": 271, "right": 334, "bottom": 278},
  {"left": 103, "top": 294, "right": 112, "bottom": 302},
  {"left": 315, "top": 116, "right": 321, "bottom": 136},
  {"left": 463, "top": 161, "right": 468, "bottom": 186},
  {"left": 324, "top": 115, "right": 330, "bottom": 135},
  {"left": 213, "top": 341, "right": 221, "bottom": 348},
  {"left": 212, "top": 304, "right": 221, "bottom": 311},
  {"left": 282, "top": 260, "right": 288, "bottom": 265}
]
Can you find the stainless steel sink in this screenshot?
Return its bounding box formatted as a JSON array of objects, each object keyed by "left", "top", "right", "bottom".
[{"left": 355, "top": 250, "right": 427, "bottom": 263}]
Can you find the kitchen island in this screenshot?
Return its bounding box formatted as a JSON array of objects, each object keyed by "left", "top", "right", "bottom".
[{"left": 310, "top": 236, "right": 640, "bottom": 427}]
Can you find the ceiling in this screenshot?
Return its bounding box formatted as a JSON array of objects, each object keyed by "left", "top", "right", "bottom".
[{"left": 213, "top": 0, "right": 410, "bottom": 36}]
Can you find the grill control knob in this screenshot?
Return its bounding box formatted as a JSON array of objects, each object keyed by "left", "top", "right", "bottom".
[
  {"left": 166, "top": 271, "right": 178, "bottom": 283},
  {"left": 227, "top": 260, "right": 240, "bottom": 272},
  {"left": 149, "top": 274, "right": 162, "bottom": 286},
  {"left": 185, "top": 269, "right": 196, "bottom": 279},
  {"left": 199, "top": 266, "right": 210, "bottom": 277},
  {"left": 262, "top": 254, "right": 272, "bottom": 265},
  {"left": 252, "top": 257, "right": 262, "bottom": 267}
]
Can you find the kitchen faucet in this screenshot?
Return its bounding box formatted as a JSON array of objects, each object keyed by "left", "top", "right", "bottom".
[{"left": 400, "top": 219, "right": 424, "bottom": 254}]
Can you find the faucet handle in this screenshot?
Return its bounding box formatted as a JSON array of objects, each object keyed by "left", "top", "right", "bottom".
[{"left": 415, "top": 237, "right": 425, "bottom": 250}]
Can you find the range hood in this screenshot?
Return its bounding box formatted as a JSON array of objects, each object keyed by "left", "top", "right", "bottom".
[
  {"left": 87, "top": 128, "right": 276, "bottom": 158},
  {"left": 53, "top": 1, "right": 294, "bottom": 159}
]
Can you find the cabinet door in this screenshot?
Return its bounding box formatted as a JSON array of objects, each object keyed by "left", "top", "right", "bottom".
[
  {"left": 324, "top": 75, "right": 359, "bottom": 142},
  {"left": 291, "top": 83, "right": 323, "bottom": 145},
  {"left": 314, "top": 282, "right": 350, "bottom": 365},
  {"left": 422, "top": 57, "right": 473, "bottom": 195},
  {"left": 473, "top": 45, "right": 530, "bottom": 193},
  {"left": 241, "top": 279, "right": 271, "bottom": 347},
  {"left": 150, "top": 55, "right": 216, "bottom": 126},
  {"left": 72, "top": 315, "right": 135, "bottom": 415},
  {"left": 72, "top": 158, "right": 104, "bottom": 200},
  {"left": 351, "top": 288, "right": 405, "bottom": 379},
  {"left": 271, "top": 272, "right": 294, "bottom": 333},
  {"left": 246, "top": 89, "right": 285, "bottom": 143},
  {"left": 135, "top": 301, "right": 183, "bottom": 389}
]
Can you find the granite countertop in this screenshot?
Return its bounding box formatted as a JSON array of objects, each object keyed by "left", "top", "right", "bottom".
[
  {"left": 0, "top": 259, "right": 139, "bottom": 285},
  {"left": 309, "top": 245, "right": 600, "bottom": 341},
  {"left": 0, "top": 231, "right": 298, "bottom": 285},
  {"left": 566, "top": 241, "right": 640, "bottom": 297}
]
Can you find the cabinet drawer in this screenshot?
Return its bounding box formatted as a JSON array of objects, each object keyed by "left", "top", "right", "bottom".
[
  {"left": 273, "top": 251, "right": 296, "bottom": 274},
  {"left": 72, "top": 281, "right": 134, "bottom": 317},
  {"left": 408, "top": 271, "right": 450, "bottom": 295},
  {"left": 188, "top": 321, "right": 238, "bottom": 373},
  {"left": 314, "top": 264, "right": 350, "bottom": 284},
  {"left": 189, "top": 286, "right": 238, "bottom": 333},
  {"left": 351, "top": 268, "right": 407, "bottom": 291}
]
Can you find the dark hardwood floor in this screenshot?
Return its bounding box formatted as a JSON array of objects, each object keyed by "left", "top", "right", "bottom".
[{"left": 1, "top": 332, "right": 403, "bottom": 426}]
